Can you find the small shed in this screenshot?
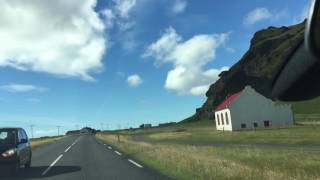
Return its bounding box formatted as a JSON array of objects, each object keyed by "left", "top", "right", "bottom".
[{"left": 214, "top": 86, "right": 293, "bottom": 131}]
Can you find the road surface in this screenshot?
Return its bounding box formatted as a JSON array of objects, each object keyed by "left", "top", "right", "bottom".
[{"left": 2, "top": 135, "right": 168, "bottom": 180}]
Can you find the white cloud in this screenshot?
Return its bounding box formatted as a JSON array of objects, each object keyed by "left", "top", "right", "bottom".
[
  {"left": 114, "top": 0, "right": 137, "bottom": 19},
  {"left": 172, "top": 0, "right": 187, "bottom": 14},
  {"left": 0, "top": 84, "right": 47, "bottom": 93},
  {"left": 244, "top": 7, "right": 272, "bottom": 25},
  {"left": 101, "top": 8, "right": 116, "bottom": 29},
  {"left": 101, "top": 0, "right": 137, "bottom": 28},
  {"left": 0, "top": 0, "right": 106, "bottom": 81},
  {"left": 100, "top": 0, "right": 137, "bottom": 51},
  {"left": 127, "top": 74, "right": 143, "bottom": 87},
  {"left": 143, "top": 27, "right": 229, "bottom": 96}
]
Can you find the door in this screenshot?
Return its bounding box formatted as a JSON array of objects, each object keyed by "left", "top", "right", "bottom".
[
  {"left": 22, "top": 129, "right": 31, "bottom": 162},
  {"left": 17, "top": 129, "right": 27, "bottom": 164}
]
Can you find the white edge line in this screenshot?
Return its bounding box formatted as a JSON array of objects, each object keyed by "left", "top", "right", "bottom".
[
  {"left": 41, "top": 154, "right": 63, "bottom": 176},
  {"left": 128, "top": 159, "right": 143, "bottom": 168},
  {"left": 114, "top": 150, "right": 122, "bottom": 155}
]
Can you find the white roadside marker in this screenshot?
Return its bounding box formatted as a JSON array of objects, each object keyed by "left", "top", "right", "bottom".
[
  {"left": 42, "top": 154, "right": 63, "bottom": 176},
  {"left": 128, "top": 159, "right": 143, "bottom": 168},
  {"left": 114, "top": 150, "right": 122, "bottom": 156}
]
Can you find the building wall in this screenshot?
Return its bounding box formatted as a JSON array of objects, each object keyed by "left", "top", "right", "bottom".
[
  {"left": 215, "top": 109, "right": 233, "bottom": 131},
  {"left": 228, "top": 86, "right": 294, "bottom": 130}
]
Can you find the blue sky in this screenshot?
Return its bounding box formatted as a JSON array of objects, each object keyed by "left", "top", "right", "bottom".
[{"left": 0, "top": 0, "right": 310, "bottom": 137}]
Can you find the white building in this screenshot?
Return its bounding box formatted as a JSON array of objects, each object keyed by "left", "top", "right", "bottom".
[{"left": 214, "top": 86, "right": 294, "bottom": 131}]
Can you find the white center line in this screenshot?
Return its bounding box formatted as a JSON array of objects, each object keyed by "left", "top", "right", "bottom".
[
  {"left": 128, "top": 159, "right": 143, "bottom": 168},
  {"left": 65, "top": 146, "right": 72, "bottom": 153},
  {"left": 42, "top": 154, "right": 63, "bottom": 176},
  {"left": 108, "top": 146, "right": 112, "bottom": 149},
  {"left": 114, "top": 150, "right": 122, "bottom": 156},
  {"left": 71, "top": 137, "right": 80, "bottom": 146}
]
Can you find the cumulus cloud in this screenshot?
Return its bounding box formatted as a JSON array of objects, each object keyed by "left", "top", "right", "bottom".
[
  {"left": 114, "top": 0, "right": 137, "bottom": 19},
  {"left": 100, "top": 0, "right": 137, "bottom": 50},
  {"left": 100, "top": 0, "right": 136, "bottom": 28},
  {"left": 143, "top": 27, "right": 229, "bottom": 96},
  {"left": 172, "top": 0, "right": 187, "bottom": 14},
  {"left": 0, "top": 84, "right": 47, "bottom": 93},
  {"left": 127, "top": 74, "right": 143, "bottom": 87},
  {"left": 244, "top": 7, "right": 272, "bottom": 25},
  {"left": 101, "top": 8, "right": 116, "bottom": 29},
  {"left": 0, "top": 0, "right": 107, "bottom": 81}
]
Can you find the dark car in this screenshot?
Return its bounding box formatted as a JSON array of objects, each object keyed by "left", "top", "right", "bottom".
[{"left": 0, "top": 128, "right": 32, "bottom": 173}]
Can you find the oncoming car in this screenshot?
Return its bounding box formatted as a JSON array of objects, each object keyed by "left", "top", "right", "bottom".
[{"left": 0, "top": 128, "right": 32, "bottom": 173}]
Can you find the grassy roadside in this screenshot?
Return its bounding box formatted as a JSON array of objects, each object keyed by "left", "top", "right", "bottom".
[
  {"left": 146, "top": 125, "right": 320, "bottom": 145},
  {"left": 96, "top": 133, "right": 320, "bottom": 180},
  {"left": 118, "top": 120, "right": 320, "bottom": 146},
  {"left": 30, "top": 136, "right": 64, "bottom": 149}
]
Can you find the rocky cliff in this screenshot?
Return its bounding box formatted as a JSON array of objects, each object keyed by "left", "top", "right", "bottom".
[{"left": 185, "top": 22, "right": 305, "bottom": 122}]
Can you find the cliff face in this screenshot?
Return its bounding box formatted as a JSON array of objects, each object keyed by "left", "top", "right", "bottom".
[{"left": 185, "top": 22, "right": 305, "bottom": 122}]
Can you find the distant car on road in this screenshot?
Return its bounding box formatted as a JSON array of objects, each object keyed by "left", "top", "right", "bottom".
[{"left": 0, "top": 128, "right": 32, "bottom": 173}]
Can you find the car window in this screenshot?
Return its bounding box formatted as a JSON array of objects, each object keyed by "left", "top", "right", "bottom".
[
  {"left": 0, "top": 131, "right": 8, "bottom": 140},
  {"left": 22, "top": 130, "right": 28, "bottom": 140},
  {"left": 18, "top": 130, "right": 23, "bottom": 142},
  {"left": 0, "top": 130, "right": 15, "bottom": 144}
]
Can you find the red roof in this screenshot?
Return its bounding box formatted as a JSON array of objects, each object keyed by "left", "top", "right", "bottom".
[{"left": 215, "top": 91, "right": 242, "bottom": 111}]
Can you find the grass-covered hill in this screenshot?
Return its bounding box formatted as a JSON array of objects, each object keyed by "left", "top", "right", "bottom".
[{"left": 185, "top": 22, "right": 320, "bottom": 122}]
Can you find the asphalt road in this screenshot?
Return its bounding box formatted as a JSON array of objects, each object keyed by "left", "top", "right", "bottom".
[{"left": 2, "top": 135, "right": 168, "bottom": 180}]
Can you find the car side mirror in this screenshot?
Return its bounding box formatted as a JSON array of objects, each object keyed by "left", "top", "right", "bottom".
[
  {"left": 271, "top": 0, "right": 320, "bottom": 101},
  {"left": 306, "top": 0, "right": 320, "bottom": 59},
  {"left": 20, "top": 139, "right": 28, "bottom": 144}
]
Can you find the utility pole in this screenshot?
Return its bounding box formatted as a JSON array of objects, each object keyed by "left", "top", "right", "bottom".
[
  {"left": 30, "top": 125, "right": 34, "bottom": 139},
  {"left": 57, "top": 126, "right": 60, "bottom": 136},
  {"left": 100, "top": 123, "right": 104, "bottom": 131}
]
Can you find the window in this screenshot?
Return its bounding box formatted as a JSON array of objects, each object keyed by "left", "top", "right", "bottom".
[
  {"left": 253, "top": 122, "right": 258, "bottom": 128},
  {"left": 264, "top": 121, "right": 270, "bottom": 127},
  {"left": 21, "top": 129, "right": 28, "bottom": 140},
  {"left": 241, "top": 123, "right": 246, "bottom": 128},
  {"left": 225, "top": 112, "right": 229, "bottom": 125},
  {"left": 221, "top": 113, "right": 224, "bottom": 125},
  {"left": 217, "top": 115, "right": 220, "bottom": 125},
  {"left": 0, "top": 132, "right": 8, "bottom": 140},
  {"left": 18, "top": 130, "right": 23, "bottom": 142},
  {"left": 0, "top": 130, "right": 15, "bottom": 144}
]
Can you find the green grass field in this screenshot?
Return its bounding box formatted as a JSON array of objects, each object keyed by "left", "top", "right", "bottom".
[
  {"left": 119, "top": 120, "right": 320, "bottom": 146},
  {"left": 97, "top": 119, "right": 320, "bottom": 180},
  {"left": 292, "top": 96, "right": 320, "bottom": 115}
]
